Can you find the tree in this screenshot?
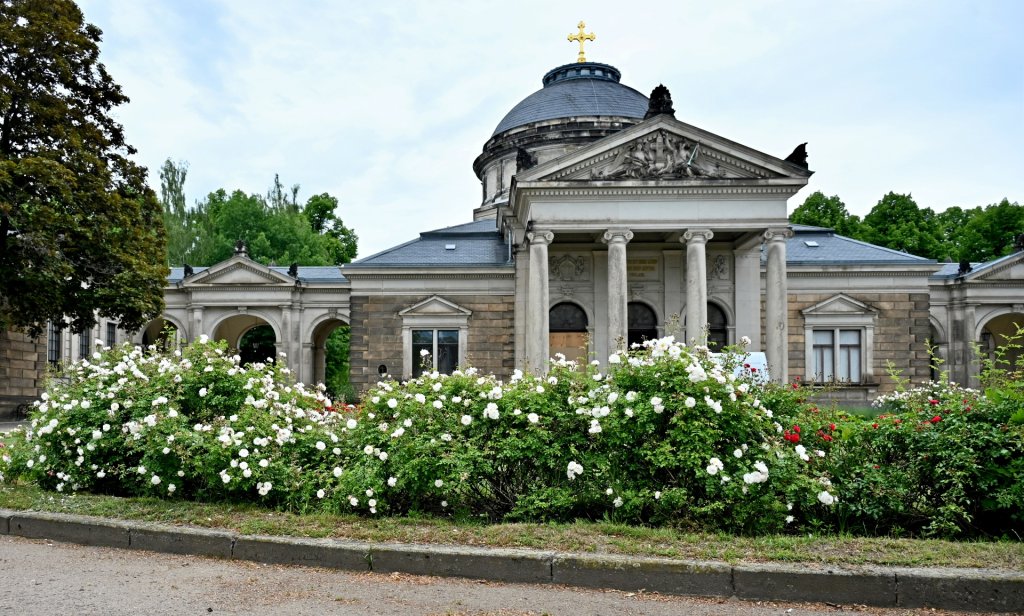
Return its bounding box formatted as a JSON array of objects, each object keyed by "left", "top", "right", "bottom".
[
  {"left": 790, "top": 191, "right": 862, "bottom": 237},
  {"left": 957, "top": 199, "right": 1024, "bottom": 262},
  {"left": 159, "top": 159, "right": 192, "bottom": 266},
  {"left": 860, "top": 193, "right": 943, "bottom": 259},
  {"left": 0, "top": 0, "right": 167, "bottom": 336}
]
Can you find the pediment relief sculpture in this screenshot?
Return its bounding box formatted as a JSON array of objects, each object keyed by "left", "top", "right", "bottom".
[{"left": 591, "top": 131, "right": 727, "bottom": 180}]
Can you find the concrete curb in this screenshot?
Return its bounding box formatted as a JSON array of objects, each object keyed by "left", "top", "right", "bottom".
[{"left": 1, "top": 508, "right": 1021, "bottom": 612}]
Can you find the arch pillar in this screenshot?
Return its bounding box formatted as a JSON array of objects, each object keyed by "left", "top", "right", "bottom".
[
  {"left": 764, "top": 227, "right": 792, "bottom": 383},
  {"left": 682, "top": 229, "right": 713, "bottom": 345}
]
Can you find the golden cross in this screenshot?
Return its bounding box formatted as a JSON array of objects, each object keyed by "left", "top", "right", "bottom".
[{"left": 567, "top": 21, "right": 596, "bottom": 63}]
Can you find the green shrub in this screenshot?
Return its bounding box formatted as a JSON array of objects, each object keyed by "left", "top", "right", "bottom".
[
  {"left": 1, "top": 336, "right": 836, "bottom": 534},
  {"left": 824, "top": 380, "right": 1023, "bottom": 538}
]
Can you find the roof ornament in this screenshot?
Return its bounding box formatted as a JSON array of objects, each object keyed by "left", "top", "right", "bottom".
[
  {"left": 784, "top": 143, "right": 809, "bottom": 169},
  {"left": 234, "top": 239, "right": 248, "bottom": 257},
  {"left": 287, "top": 263, "right": 299, "bottom": 278},
  {"left": 645, "top": 84, "right": 675, "bottom": 119},
  {"left": 183, "top": 264, "right": 194, "bottom": 278},
  {"left": 567, "top": 21, "right": 596, "bottom": 63},
  {"left": 957, "top": 260, "right": 972, "bottom": 276}
]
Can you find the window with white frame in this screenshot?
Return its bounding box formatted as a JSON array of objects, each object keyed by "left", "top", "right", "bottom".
[
  {"left": 801, "top": 294, "right": 877, "bottom": 385},
  {"left": 811, "top": 329, "right": 862, "bottom": 382},
  {"left": 399, "top": 296, "right": 471, "bottom": 379},
  {"left": 412, "top": 329, "right": 459, "bottom": 377}
]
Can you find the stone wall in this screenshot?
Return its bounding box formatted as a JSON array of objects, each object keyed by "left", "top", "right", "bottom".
[
  {"left": 348, "top": 295, "right": 515, "bottom": 393},
  {"left": 0, "top": 328, "right": 47, "bottom": 418},
  {"left": 785, "top": 292, "right": 932, "bottom": 406}
]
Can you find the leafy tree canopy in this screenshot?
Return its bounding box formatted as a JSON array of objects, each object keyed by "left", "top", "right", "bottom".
[
  {"left": 159, "top": 159, "right": 357, "bottom": 267},
  {"left": 0, "top": 0, "right": 167, "bottom": 336},
  {"left": 790, "top": 191, "right": 862, "bottom": 237},
  {"left": 860, "top": 193, "right": 943, "bottom": 259}
]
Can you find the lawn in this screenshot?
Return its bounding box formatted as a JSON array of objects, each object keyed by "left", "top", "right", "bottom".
[{"left": 1, "top": 482, "right": 1020, "bottom": 571}]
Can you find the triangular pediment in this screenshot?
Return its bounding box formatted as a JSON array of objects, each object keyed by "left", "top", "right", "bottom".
[
  {"left": 964, "top": 252, "right": 1024, "bottom": 282},
  {"left": 185, "top": 257, "right": 295, "bottom": 286},
  {"left": 398, "top": 296, "right": 472, "bottom": 317},
  {"left": 516, "top": 115, "right": 812, "bottom": 184},
  {"left": 802, "top": 294, "right": 877, "bottom": 316}
]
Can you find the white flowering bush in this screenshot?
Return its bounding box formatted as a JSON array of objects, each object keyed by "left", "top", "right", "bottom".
[
  {"left": 1, "top": 336, "right": 837, "bottom": 534},
  {"left": 335, "top": 337, "right": 836, "bottom": 533},
  {"left": 0, "top": 338, "right": 343, "bottom": 508}
]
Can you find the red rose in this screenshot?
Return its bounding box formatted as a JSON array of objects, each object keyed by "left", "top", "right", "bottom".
[
  {"left": 931, "top": 415, "right": 941, "bottom": 424},
  {"left": 929, "top": 399, "right": 939, "bottom": 406},
  {"left": 829, "top": 423, "right": 836, "bottom": 431},
  {"left": 872, "top": 423, "right": 879, "bottom": 429}
]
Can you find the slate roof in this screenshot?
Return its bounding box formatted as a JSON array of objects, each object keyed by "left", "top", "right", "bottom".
[
  {"left": 493, "top": 62, "right": 649, "bottom": 136},
  {"left": 346, "top": 220, "right": 510, "bottom": 268},
  {"left": 930, "top": 250, "right": 1023, "bottom": 280},
  {"left": 167, "top": 265, "right": 347, "bottom": 284},
  {"left": 784, "top": 225, "right": 936, "bottom": 266}
]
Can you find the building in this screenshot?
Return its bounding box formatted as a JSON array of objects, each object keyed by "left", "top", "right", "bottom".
[{"left": 3, "top": 50, "right": 1022, "bottom": 416}]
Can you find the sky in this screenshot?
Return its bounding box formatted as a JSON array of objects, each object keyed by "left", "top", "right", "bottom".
[{"left": 76, "top": 0, "right": 1024, "bottom": 259}]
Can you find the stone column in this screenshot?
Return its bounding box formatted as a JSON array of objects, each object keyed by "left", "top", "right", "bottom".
[
  {"left": 733, "top": 238, "right": 762, "bottom": 351},
  {"left": 526, "top": 230, "right": 554, "bottom": 374},
  {"left": 764, "top": 228, "right": 792, "bottom": 383},
  {"left": 682, "top": 229, "right": 714, "bottom": 345},
  {"left": 603, "top": 229, "right": 633, "bottom": 351}
]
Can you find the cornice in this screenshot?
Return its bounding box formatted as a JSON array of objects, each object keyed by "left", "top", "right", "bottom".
[{"left": 518, "top": 184, "right": 802, "bottom": 198}]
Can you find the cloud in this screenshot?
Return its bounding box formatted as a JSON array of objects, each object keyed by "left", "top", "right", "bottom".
[{"left": 76, "top": 0, "right": 1023, "bottom": 256}]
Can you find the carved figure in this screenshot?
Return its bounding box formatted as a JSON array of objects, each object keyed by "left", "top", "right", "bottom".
[
  {"left": 287, "top": 263, "right": 299, "bottom": 277},
  {"left": 645, "top": 84, "right": 675, "bottom": 119},
  {"left": 710, "top": 254, "right": 729, "bottom": 280},
  {"left": 550, "top": 254, "right": 587, "bottom": 281},
  {"left": 183, "top": 264, "right": 194, "bottom": 278},
  {"left": 784, "top": 143, "right": 808, "bottom": 168},
  {"left": 595, "top": 132, "right": 726, "bottom": 180},
  {"left": 516, "top": 147, "right": 537, "bottom": 172}
]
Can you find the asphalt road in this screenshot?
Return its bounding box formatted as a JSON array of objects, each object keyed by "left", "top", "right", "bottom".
[{"left": 0, "top": 535, "right": 977, "bottom": 616}]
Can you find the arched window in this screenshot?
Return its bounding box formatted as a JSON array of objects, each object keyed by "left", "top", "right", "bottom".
[
  {"left": 550, "top": 302, "right": 588, "bottom": 332},
  {"left": 549, "top": 302, "right": 589, "bottom": 365},
  {"left": 627, "top": 302, "right": 658, "bottom": 347},
  {"left": 708, "top": 303, "right": 729, "bottom": 349}
]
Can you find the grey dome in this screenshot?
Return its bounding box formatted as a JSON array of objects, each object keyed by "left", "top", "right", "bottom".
[{"left": 492, "top": 62, "right": 649, "bottom": 136}]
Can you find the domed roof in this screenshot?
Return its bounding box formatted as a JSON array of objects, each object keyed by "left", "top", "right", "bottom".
[{"left": 492, "top": 62, "right": 649, "bottom": 136}]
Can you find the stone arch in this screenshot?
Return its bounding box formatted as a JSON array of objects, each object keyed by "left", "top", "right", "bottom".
[
  {"left": 707, "top": 300, "right": 731, "bottom": 350},
  {"left": 549, "top": 301, "right": 589, "bottom": 364},
  {"left": 308, "top": 315, "right": 351, "bottom": 398},
  {"left": 210, "top": 313, "right": 281, "bottom": 365},
  {"left": 136, "top": 315, "right": 186, "bottom": 348},
  {"left": 976, "top": 310, "right": 1024, "bottom": 371},
  {"left": 627, "top": 301, "right": 659, "bottom": 348}
]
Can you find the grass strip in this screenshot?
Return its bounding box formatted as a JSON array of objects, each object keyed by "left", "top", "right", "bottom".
[{"left": 1, "top": 483, "right": 1020, "bottom": 570}]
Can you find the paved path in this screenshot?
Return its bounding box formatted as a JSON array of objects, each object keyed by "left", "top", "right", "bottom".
[
  {"left": 0, "top": 421, "right": 24, "bottom": 434},
  {"left": 0, "top": 535, "right": 976, "bottom": 616}
]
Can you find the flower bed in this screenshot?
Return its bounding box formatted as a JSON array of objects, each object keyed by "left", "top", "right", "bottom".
[{"left": 2, "top": 335, "right": 1021, "bottom": 539}]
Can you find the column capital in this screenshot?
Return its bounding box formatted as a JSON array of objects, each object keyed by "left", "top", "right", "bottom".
[
  {"left": 763, "top": 227, "right": 793, "bottom": 243},
  {"left": 602, "top": 228, "right": 634, "bottom": 245},
  {"left": 682, "top": 228, "right": 714, "bottom": 244},
  {"left": 527, "top": 230, "right": 555, "bottom": 246}
]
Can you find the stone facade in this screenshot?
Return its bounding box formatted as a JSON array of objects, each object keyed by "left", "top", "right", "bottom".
[
  {"left": 348, "top": 294, "right": 515, "bottom": 390},
  {"left": 0, "top": 328, "right": 47, "bottom": 418},
  {"left": 784, "top": 292, "right": 932, "bottom": 405}
]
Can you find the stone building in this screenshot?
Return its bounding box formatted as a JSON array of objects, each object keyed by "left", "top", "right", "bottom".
[{"left": 4, "top": 51, "right": 1022, "bottom": 416}]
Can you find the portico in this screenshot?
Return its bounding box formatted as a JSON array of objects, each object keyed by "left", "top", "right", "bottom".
[{"left": 504, "top": 115, "right": 810, "bottom": 380}]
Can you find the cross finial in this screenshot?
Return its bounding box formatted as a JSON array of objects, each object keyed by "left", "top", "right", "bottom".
[{"left": 567, "top": 21, "right": 596, "bottom": 63}]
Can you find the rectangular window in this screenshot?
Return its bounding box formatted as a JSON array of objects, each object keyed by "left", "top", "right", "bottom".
[
  {"left": 411, "top": 329, "right": 459, "bottom": 377},
  {"left": 78, "top": 328, "right": 90, "bottom": 360},
  {"left": 48, "top": 322, "right": 62, "bottom": 365},
  {"left": 812, "top": 328, "right": 862, "bottom": 383},
  {"left": 106, "top": 322, "right": 116, "bottom": 347}
]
